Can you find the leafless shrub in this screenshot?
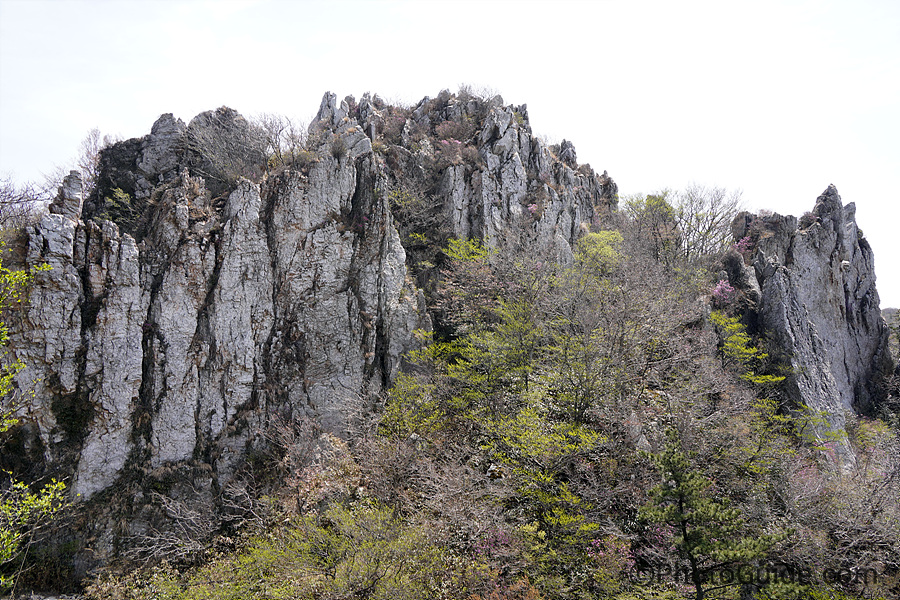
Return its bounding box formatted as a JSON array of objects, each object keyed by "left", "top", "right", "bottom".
[
  {"left": 435, "top": 120, "right": 474, "bottom": 142},
  {"left": 122, "top": 490, "right": 217, "bottom": 564},
  {"left": 77, "top": 128, "right": 119, "bottom": 197},
  {"left": 456, "top": 83, "right": 503, "bottom": 105},
  {"left": 379, "top": 104, "right": 415, "bottom": 146},
  {"left": 184, "top": 107, "right": 268, "bottom": 195},
  {"left": 0, "top": 176, "right": 51, "bottom": 233},
  {"left": 218, "top": 477, "right": 277, "bottom": 532},
  {"left": 253, "top": 113, "right": 309, "bottom": 171},
  {"left": 354, "top": 437, "right": 424, "bottom": 512},
  {"left": 674, "top": 183, "right": 745, "bottom": 264},
  {"left": 263, "top": 415, "right": 363, "bottom": 513},
  {"left": 460, "top": 144, "right": 480, "bottom": 164},
  {"left": 330, "top": 135, "right": 348, "bottom": 159}
]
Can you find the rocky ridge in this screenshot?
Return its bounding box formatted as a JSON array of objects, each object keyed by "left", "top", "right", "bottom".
[
  {"left": 6, "top": 88, "right": 894, "bottom": 577},
  {"left": 6, "top": 90, "right": 616, "bottom": 569}
]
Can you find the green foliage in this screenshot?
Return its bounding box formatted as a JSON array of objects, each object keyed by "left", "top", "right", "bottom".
[
  {"left": 0, "top": 248, "right": 63, "bottom": 594},
  {"left": 738, "top": 396, "right": 798, "bottom": 477},
  {"left": 98, "top": 187, "right": 140, "bottom": 232},
  {"left": 575, "top": 230, "right": 623, "bottom": 275},
  {"left": 480, "top": 405, "right": 602, "bottom": 478},
  {"left": 0, "top": 479, "right": 67, "bottom": 591},
  {"left": 407, "top": 231, "right": 428, "bottom": 245},
  {"left": 1, "top": 245, "right": 52, "bottom": 420},
  {"left": 709, "top": 311, "right": 785, "bottom": 386},
  {"left": 1, "top": 247, "right": 51, "bottom": 420},
  {"left": 641, "top": 427, "right": 790, "bottom": 600},
  {"left": 433, "top": 297, "right": 545, "bottom": 417},
  {"left": 378, "top": 373, "right": 444, "bottom": 440},
  {"left": 477, "top": 392, "right": 604, "bottom": 593},
  {"left": 88, "top": 502, "right": 445, "bottom": 600},
  {"left": 543, "top": 324, "right": 617, "bottom": 424},
  {"left": 445, "top": 236, "right": 492, "bottom": 262}
]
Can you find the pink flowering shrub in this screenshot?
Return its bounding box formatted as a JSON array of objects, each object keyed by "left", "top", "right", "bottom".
[
  {"left": 436, "top": 136, "right": 479, "bottom": 167},
  {"left": 710, "top": 279, "right": 735, "bottom": 307},
  {"left": 587, "top": 536, "right": 635, "bottom": 594},
  {"left": 732, "top": 235, "right": 753, "bottom": 254}
]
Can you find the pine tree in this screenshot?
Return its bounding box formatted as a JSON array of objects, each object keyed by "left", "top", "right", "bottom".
[{"left": 641, "top": 427, "right": 788, "bottom": 600}]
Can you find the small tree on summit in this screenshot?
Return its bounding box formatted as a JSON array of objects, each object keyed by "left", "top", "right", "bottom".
[{"left": 185, "top": 107, "right": 268, "bottom": 195}]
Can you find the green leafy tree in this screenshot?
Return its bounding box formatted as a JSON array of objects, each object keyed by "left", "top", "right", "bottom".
[
  {"left": 623, "top": 192, "right": 680, "bottom": 267},
  {"left": 641, "top": 427, "right": 789, "bottom": 600},
  {"left": 709, "top": 311, "right": 785, "bottom": 387},
  {"left": 0, "top": 479, "right": 67, "bottom": 591},
  {"left": 574, "top": 230, "right": 623, "bottom": 275},
  {"left": 0, "top": 248, "right": 64, "bottom": 594}
]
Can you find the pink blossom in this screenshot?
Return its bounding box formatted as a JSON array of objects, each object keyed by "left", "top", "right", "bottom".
[{"left": 711, "top": 279, "right": 735, "bottom": 307}]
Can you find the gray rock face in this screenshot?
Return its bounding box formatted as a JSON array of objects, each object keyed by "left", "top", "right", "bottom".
[
  {"left": 14, "top": 161, "right": 422, "bottom": 502},
  {"left": 392, "top": 91, "right": 616, "bottom": 256},
  {"left": 7, "top": 90, "right": 616, "bottom": 567},
  {"left": 733, "top": 185, "right": 893, "bottom": 463},
  {"left": 48, "top": 171, "right": 84, "bottom": 219}
]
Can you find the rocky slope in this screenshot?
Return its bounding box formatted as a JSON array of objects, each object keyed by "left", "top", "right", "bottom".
[
  {"left": 5, "top": 90, "right": 616, "bottom": 569},
  {"left": 730, "top": 186, "right": 894, "bottom": 464}
]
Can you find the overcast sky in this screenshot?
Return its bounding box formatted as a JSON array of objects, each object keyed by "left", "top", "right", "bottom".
[{"left": 1, "top": 0, "right": 898, "bottom": 305}]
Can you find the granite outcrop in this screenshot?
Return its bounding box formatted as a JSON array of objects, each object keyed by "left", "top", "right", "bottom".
[
  {"left": 731, "top": 185, "right": 893, "bottom": 463},
  {"left": 6, "top": 90, "right": 616, "bottom": 567}
]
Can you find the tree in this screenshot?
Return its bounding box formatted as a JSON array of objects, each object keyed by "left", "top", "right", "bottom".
[
  {"left": 0, "top": 177, "right": 49, "bottom": 233},
  {"left": 674, "top": 184, "right": 744, "bottom": 265},
  {"left": 623, "top": 185, "right": 744, "bottom": 269},
  {"left": 0, "top": 248, "right": 64, "bottom": 594},
  {"left": 641, "top": 427, "right": 788, "bottom": 600},
  {"left": 709, "top": 311, "right": 785, "bottom": 387},
  {"left": 77, "top": 127, "right": 119, "bottom": 199},
  {"left": 622, "top": 192, "right": 680, "bottom": 267}
]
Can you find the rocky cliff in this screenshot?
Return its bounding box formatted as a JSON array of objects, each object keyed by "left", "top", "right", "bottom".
[
  {"left": 6, "top": 88, "right": 893, "bottom": 577},
  {"left": 5, "top": 90, "right": 616, "bottom": 568},
  {"left": 730, "top": 186, "right": 893, "bottom": 463}
]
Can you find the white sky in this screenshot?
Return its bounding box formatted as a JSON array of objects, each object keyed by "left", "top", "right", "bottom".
[{"left": 2, "top": 0, "right": 898, "bottom": 305}]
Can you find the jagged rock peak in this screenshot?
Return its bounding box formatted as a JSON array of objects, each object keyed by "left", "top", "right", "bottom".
[
  {"left": 729, "top": 185, "right": 893, "bottom": 465},
  {"left": 7, "top": 90, "right": 620, "bottom": 572},
  {"left": 48, "top": 170, "right": 83, "bottom": 219}
]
